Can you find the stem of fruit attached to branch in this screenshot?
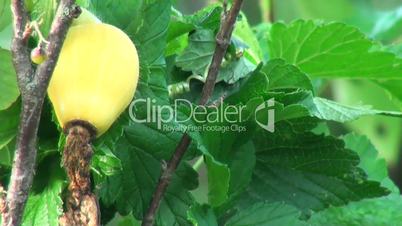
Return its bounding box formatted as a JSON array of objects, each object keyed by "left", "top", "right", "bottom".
[
  {"left": 3, "top": 1, "right": 80, "bottom": 225},
  {"left": 59, "top": 123, "right": 99, "bottom": 226},
  {"left": 142, "top": 0, "right": 244, "bottom": 225}
]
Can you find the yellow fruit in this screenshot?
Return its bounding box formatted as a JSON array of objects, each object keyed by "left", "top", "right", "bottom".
[{"left": 48, "top": 23, "right": 139, "bottom": 136}]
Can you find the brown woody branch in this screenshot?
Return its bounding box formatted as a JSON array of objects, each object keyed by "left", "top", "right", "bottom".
[
  {"left": 141, "top": 0, "right": 244, "bottom": 225},
  {"left": 2, "top": 1, "right": 80, "bottom": 225}
]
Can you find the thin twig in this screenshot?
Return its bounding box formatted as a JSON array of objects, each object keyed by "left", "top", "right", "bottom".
[
  {"left": 141, "top": 1, "right": 244, "bottom": 225},
  {"left": 2, "top": 1, "right": 80, "bottom": 225}
]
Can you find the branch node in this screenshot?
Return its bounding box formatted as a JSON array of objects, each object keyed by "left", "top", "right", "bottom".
[
  {"left": 161, "top": 160, "right": 168, "bottom": 171},
  {"left": 216, "top": 37, "right": 230, "bottom": 47},
  {"left": 0, "top": 185, "right": 7, "bottom": 214},
  {"left": 64, "top": 5, "right": 82, "bottom": 19}
]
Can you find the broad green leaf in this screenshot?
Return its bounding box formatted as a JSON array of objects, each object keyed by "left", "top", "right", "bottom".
[
  {"left": 175, "top": 29, "right": 256, "bottom": 85},
  {"left": 187, "top": 204, "right": 218, "bottom": 226},
  {"left": 0, "top": 23, "right": 12, "bottom": 50},
  {"left": 232, "top": 13, "right": 262, "bottom": 62},
  {"left": 226, "top": 66, "right": 400, "bottom": 124},
  {"left": 168, "top": 4, "right": 222, "bottom": 42},
  {"left": 238, "top": 122, "right": 389, "bottom": 215},
  {"left": 128, "top": 0, "right": 171, "bottom": 65},
  {"left": 268, "top": 20, "right": 402, "bottom": 78},
  {"left": 22, "top": 158, "right": 64, "bottom": 226},
  {"left": 307, "top": 134, "right": 400, "bottom": 226},
  {"left": 22, "top": 179, "right": 64, "bottom": 226},
  {"left": 226, "top": 202, "right": 304, "bottom": 226},
  {"left": 308, "top": 193, "right": 402, "bottom": 226},
  {"left": 305, "top": 97, "right": 402, "bottom": 123},
  {"left": 226, "top": 141, "right": 256, "bottom": 201},
  {"left": 100, "top": 124, "right": 198, "bottom": 226},
  {"left": 0, "top": 0, "right": 11, "bottom": 31},
  {"left": 92, "top": 146, "right": 122, "bottom": 177},
  {"left": 89, "top": 0, "right": 142, "bottom": 31},
  {"left": 259, "top": 90, "right": 402, "bottom": 123},
  {"left": 254, "top": 23, "right": 271, "bottom": 62},
  {"left": 0, "top": 101, "right": 19, "bottom": 166},
  {"left": 0, "top": 138, "right": 14, "bottom": 167},
  {"left": 0, "top": 101, "right": 19, "bottom": 149},
  {"left": 342, "top": 133, "right": 389, "bottom": 184},
  {"left": 208, "top": 141, "right": 257, "bottom": 215},
  {"left": 218, "top": 55, "right": 256, "bottom": 84},
  {"left": 0, "top": 49, "right": 19, "bottom": 110},
  {"left": 205, "top": 156, "right": 230, "bottom": 207},
  {"left": 262, "top": 59, "right": 313, "bottom": 91},
  {"left": 106, "top": 214, "right": 141, "bottom": 226},
  {"left": 225, "top": 66, "right": 269, "bottom": 105},
  {"left": 176, "top": 29, "right": 215, "bottom": 75},
  {"left": 90, "top": 0, "right": 171, "bottom": 65},
  {"left": 182, "top": 97, "right": 257, "bottom": 208},
  {"left": 165, "top": 33, "right": 188, "bottom": 56}
]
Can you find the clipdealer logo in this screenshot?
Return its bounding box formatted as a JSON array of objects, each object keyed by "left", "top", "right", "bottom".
[{"left": 128, "top": 98, "right": 275, "bottom": 132}]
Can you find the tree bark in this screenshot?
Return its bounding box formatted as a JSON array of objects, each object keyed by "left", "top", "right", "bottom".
[{"left": 2, "top": 1, "right": 80, "bottom": 225}]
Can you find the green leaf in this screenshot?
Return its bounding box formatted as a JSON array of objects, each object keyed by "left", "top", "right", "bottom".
[
  {"left": 0, "top": 101, "right": 20, "bottom": 167},
  {"left": 92, "top": 146, "right": 122, "bottom": 177},
  {"left": 305, "top": 96, "right": 402, "bottom": 123},
  {"left": 342, "top": 133, "right": 389, "bottom": 184},
  {"left": 218, "top": 56, "right": 256, "bottom": 84},
  {"left": 0, "top": 100, "right": 19, "bottom": 149},
  {"left": 205, "top": 156, "right": 230, "bottom": 207},
  {"left": 22, "top": 179, "right": 64, "bottom": 226},
  {"left": 0, "top": 0, "right": 11, "bottom": 32},
  {"left": 233, "top": 13, "right": 262, "bottom": 62},
  {"left": 308, "top": 193, "right": 402, "bottom": 226},
  {"left": 238, "top": 122, "right": 389, "bottom": 215},
  {"left": 175, "top": 29, "right": 257, "bottom": 85},
  {"left": 268, "top": 20, "right": 402, "bottom": 78},
  {"left": 168, "top": 4, "right": 222, "bottom": 42},
  {"left": 106, "top": 214, "right": 141, "bottom": 226},
  {"left": 187, "top": 203, "right": 218, "bottom": 226},
  {"left": 22, "top": 157, "right": 65, "bottom": 226},
  {"left": 226, "top": 202, "right": 304, "bottom": 226},
  {"left": 129, "top": 0, "right": 171, "bottom": 65},
  {"left": 176, "top": 29, "right": 215, "bottom": 75},
  {"left": 0, "top": 49, "right": 19, "bottom": 110},
  {"left": 165, "top": 33, "right": 188, "bottom": 56},
  {"left": 100, "top": 124, "right": 198, "bottom": 226},
  {"left": 312, "top": 109, "right": 402, "bottom": 225},
  {"left": 90, "top": 0, "right": 171, "bottom": 65},
  {"left": 261, "top": 90, "right": 402, "bottom": 123},
  {"left": 89, "top": 0, "right": 142, "bottom": 31},
  {"left": 262, "top": 59, "right": 313, "bottom": 91},
  {"left": 0, "top": 23, "right": 12, "bottom": 50},
  {"left": 225, "top": 66, "right": 269, "bottom": 105},
  {"left": 306, "top": 132, "right": 402, "bottom": 225}
]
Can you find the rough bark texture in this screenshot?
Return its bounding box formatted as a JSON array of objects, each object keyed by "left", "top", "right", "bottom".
[
  {"left": 3, "top": 1, "right": 80, "bottom": 225},
  {"left": 59, "top": 125, "right": 100, "bottom": 226},
  {"left": 142, "top": 1, "right": 244, "bottom": 225}
]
